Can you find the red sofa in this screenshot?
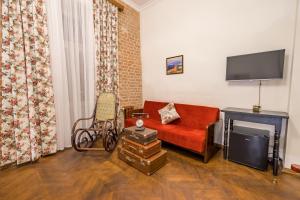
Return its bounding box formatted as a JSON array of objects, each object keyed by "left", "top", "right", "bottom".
[{"left": 125, "top": 101, "right": 220, "bottom": 163}]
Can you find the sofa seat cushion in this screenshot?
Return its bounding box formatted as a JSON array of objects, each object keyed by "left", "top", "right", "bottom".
[
  {"left": 125, "top": 118, "right": 207, "bottom": 153},
  {"left": 157, "top": 125, "right": 207, "bottom": 153}
]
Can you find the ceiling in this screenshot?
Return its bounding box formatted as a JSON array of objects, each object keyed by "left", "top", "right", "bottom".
[
  {"left": 123, "top": 0, "right": 156, "bottom": 11},
  {"left": 131, "top": 0, "right": 153, "bottom": 6}
]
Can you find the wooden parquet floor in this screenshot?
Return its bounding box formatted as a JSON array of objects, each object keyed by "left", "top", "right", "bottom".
[{"left": 1, "top": 143, "right": 300, "bottom": 200}]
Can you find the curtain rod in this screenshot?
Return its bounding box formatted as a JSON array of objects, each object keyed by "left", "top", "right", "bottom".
[{"left": 108, "top": 0, "right": 124, "bottom": 12}]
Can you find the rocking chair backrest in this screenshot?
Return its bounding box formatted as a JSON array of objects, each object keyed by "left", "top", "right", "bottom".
[{"left": 95, "top": 93, "right": 116, "bottom": 121}]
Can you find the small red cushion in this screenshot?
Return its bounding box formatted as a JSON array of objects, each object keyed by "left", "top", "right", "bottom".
[{"left": 291, "top": 164, "right": 300, "bottom": 173}]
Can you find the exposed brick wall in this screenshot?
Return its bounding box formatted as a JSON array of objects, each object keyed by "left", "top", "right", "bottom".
[{"left": 117, "top": 1, "right": 143, "bottom": 109}]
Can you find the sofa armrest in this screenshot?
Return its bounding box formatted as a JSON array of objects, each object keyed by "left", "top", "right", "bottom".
[
  {"left": 206, "top": 122, "right": 217, "bottom": 133},
  {"left": 204, "top": 121, "right": 220, "bottom": 163},
  {"left": 206, "top": 121, "right": 218, "bottom": 147}
]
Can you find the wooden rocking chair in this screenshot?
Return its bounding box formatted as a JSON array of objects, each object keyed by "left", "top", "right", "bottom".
[{"left": 71, "top": 93, "right": 119, "bottom": 152}]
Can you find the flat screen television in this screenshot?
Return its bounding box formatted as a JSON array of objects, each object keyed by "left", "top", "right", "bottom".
[{"left": 226, "top": 49, "right": 285, "bottom": 81}]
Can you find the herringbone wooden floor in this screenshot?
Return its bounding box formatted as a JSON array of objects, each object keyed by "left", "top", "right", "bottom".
[{"left": 1, "top": 143, "right": 300, "bottom": 200}]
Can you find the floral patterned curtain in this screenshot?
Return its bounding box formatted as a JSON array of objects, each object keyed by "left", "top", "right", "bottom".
[
  {"left": 0, "top": 0, "right": 57, "bottom": 167},
  {"left": 93, "top": 0, "right": 120, "bottom": 128},
  {"left": 93, "top": 0, "right": 119, "bottom": 98}
]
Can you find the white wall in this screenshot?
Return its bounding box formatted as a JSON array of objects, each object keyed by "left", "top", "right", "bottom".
[
  {"left": 140, "top": 0, "right": 299, "bottom": 167},
  {"left": 286, "top": 1, "right": 300, "bottom": 168}
]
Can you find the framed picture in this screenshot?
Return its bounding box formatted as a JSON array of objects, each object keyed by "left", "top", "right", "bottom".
[{"left": 166, "top": 55, "right": 184, "bottom": 75}]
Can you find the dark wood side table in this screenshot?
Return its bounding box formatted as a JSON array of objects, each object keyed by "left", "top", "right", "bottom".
[
  {"left": 221, "top": 107, "right": 289, "bottom": 176},
  {"left": 123, "top": 106, "right": 134, "bottom": 119}
]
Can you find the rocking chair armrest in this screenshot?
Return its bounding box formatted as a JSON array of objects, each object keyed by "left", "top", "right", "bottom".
[{"left": 72, "top": 116, "right": 94, "bottom": 135}]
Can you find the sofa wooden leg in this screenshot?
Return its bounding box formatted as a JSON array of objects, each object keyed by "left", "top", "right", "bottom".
[
  {"left": 203, "top": 145, "right": 220, "bottom": 163},
  {"left": 204, "top": 154, "right": 209, "bottom": 163}
]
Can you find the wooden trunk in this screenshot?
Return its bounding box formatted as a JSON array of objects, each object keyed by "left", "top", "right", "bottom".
[
  {"left": 124, "top": 127, "right": 157, "bottom": 145},
  {"left": 118, "top": 147, "right": 167, "bottom": 176},
  {"left": 121, "top": 137, "right": 161, "bottom": 159}
]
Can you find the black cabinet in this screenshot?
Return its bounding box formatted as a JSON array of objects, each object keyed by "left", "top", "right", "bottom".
[{"left": 228, "top": 126, "right": 270, "bottom": 171}]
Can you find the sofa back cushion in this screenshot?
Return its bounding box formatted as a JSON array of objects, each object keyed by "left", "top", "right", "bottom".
[
  {"left": 143, "top": 100, "right": 219, "bottom": 129},
  {"left": 173, "top": 103, "right": 220, "bottom": 128},
  {"left": 144, "top": 101, "right": 168, "bottom": 121}
]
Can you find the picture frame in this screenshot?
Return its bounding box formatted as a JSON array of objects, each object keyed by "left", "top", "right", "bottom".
[{"left": 166, "top": 55, "right": 184, "bottom": 75}]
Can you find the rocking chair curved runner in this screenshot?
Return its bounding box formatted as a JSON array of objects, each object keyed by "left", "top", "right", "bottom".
[{"left": 72, "top": 93, "right": 119, "bottom": 152}]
